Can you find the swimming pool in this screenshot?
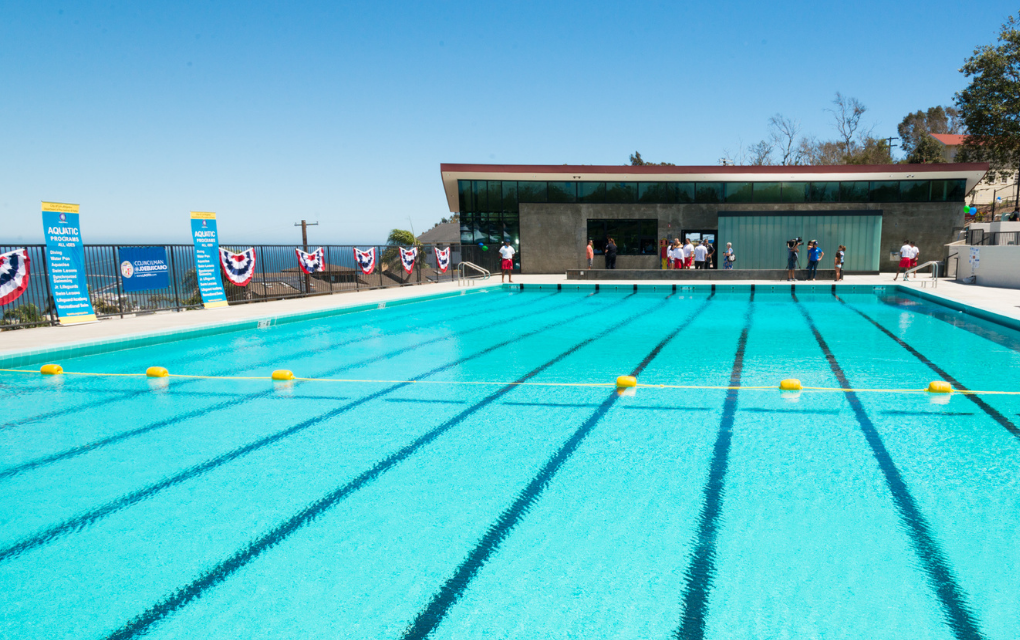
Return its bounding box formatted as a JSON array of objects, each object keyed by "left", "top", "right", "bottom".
[{"left": 1, "top": 285, "right": 1018, "bottom": 639}]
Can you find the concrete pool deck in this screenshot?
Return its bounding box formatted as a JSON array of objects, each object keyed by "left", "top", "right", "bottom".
[{"left": 1, "top": 274, "right": 1018, "bottom": 360}]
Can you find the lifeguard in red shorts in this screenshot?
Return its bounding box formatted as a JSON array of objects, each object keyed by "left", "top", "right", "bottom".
[
  {"left": 499, "top": 240, "right": 515, "bottom": 283},
  {"left": 893, "top": 241, "right": 913, "bottom": 281}
]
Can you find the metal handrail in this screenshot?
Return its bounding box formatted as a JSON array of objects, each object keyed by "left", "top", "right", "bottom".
[
  {"left": 457, "top": 261, "right": 490, "bottom": 286},
  {"left": 904, "top": 260, "right": 940, "bottom": 288}
]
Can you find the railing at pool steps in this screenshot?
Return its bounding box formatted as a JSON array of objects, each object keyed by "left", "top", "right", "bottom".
[
  {"left": 904, "top": 260, "right": 940, "bottom": 288},
  {"left": 457, "top": 261, "right": 490, "bottom": 286}
]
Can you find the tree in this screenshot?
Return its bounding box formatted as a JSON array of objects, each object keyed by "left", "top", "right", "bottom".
[
  {"left": 629, "top": 151, "right": 675, "bottom": 166},
  {"left": 956, "top": 12, "right": 1020, "bottom": 197},
  {"left": 897, "top": 106, "right": 963, "bottom": 157},
  {"left": 827, "top": 92, "right": 870, "bottom": 162},
  {"left": 847, "top": 137, "right": 894, "bottom": 164},
  {"left": 747, "top": 140, "right": 774, "bottom": 165},
  {"left": 798, "top": 138, "right": 845, "bottom": 165},
  {"left": 768, "top": 114, "right": 804, "bottom": 165},
  {"left": 386, "top": 229, "right": 417, "bottom": 246},
  {"left": 907, "top": 134, "right": 947, "bottom": 164}
]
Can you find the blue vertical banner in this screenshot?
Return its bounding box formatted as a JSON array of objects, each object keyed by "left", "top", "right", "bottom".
[
  {"left": 190, "top": 211, "right": 228, "bottom": 308},
  {"left": 118, "top": 246, "right": 170, "bottom": 292},
  {"left": 41, "top": 201, "right": 97, "bottom": 325}
]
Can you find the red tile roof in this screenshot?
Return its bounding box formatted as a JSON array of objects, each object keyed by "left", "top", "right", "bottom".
[{"left": 931, "top": 134, "right": 969, "bottom": 146}]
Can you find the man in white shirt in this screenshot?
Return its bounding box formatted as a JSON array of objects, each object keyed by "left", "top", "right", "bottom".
[
  {"left": 893, "top": 241, "right": 912, "bottom": 281},
  {"left": 909, "top": 242, "right": 920, "bottom": 269},
  {"left": 499, "top": 241, "right": 515, "bottom": 283},
  {"left": 693, "top": 241, "right": 709, "bottom": 269},
  {"left": 683, "top": 238, "right": 694, "bottom": 269}
]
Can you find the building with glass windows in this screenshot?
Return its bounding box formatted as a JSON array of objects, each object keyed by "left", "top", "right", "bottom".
[{"left": 439, "top": 163, "right": 988, "bottom": 273}]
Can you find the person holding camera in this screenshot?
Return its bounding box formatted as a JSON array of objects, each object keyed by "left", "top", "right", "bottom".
[{"left": 786, "top": 237, "right": 802, "bottom": 281}]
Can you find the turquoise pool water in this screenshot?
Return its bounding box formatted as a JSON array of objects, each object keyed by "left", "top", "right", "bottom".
[{"left": 1, "top": 286, "right": 1018, "bottom": 639}]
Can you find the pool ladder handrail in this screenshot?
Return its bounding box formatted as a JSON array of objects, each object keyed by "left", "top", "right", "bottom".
[
  {"left": 457, "top": 261, "right": 490, "bottom": 286},
  {"left": 903, "top": 260, "right": 940, "bottom": 288}
]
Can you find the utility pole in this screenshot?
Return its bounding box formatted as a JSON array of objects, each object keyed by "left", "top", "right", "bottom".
[
  {"left": 294, "top": 219, "right": 319, "bottom": 294},
  {"left": 883, "top": 136, "right": 899, "bottom": 161}
]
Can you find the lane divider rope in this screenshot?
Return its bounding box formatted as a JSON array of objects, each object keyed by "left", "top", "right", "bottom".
[{"left": 2, "top": 368, "right": 1018, "bottom": 396}]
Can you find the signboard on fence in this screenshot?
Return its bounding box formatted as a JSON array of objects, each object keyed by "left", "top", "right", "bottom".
[
  {"left": 119, "top": 246, "right": 170, "bottom": 292},
  {"left": 41, "top": 201, "right": 97, "bottom": 325},
  {"left": 189, "top": 212, "right": 228, "bottom": 309}
]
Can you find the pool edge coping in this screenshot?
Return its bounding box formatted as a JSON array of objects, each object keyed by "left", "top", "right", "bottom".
[{"left": 0, "top": 285, "right": 502, "bottom": 369}]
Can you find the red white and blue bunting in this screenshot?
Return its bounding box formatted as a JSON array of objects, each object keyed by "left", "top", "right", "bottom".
[
  {"left": 0, "top": 248, "right": 31, "bottom": 306},
  {"left": 354, "top": 247, "right": 376, "bottom": 275},
  {"left": 399, "top": 247, "right": 417, "bottom": 273},
  {"left": 296, "top": 247, "right": 325, "bottom": 274},
  {"left": 434, "top": 247, "right": 451, "bottom": 273},
  {"left": 219, "top": 247, "right": 257, "bottom": 286}
]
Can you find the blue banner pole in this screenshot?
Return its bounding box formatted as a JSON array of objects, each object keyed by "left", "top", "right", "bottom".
[{"left": 41, "top": 201, "right": 98, "bottom": 325}]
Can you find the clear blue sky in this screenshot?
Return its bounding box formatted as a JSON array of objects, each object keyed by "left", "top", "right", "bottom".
[{"left": 1, "top": 1, "right": 1014, "bottom": 244}]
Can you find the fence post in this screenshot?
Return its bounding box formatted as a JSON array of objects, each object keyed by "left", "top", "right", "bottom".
[
  {"left": 379, "top": 245, "right": 383, "bottom": 288},
  {"left": 113, "top": 246, "right": 125, "bottom": 319},
  {"left": 38, "top": 246, "right": 58, "bottom": 326},
  {"left": 169, "top": 245, "right": 182, "bottom": 311}
]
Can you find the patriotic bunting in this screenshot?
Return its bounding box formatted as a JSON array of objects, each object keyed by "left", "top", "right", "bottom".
[
  {"left": 434, "top": 247, "right": 451, "bottom": 273},
  {"left": 399, "top": 247, "right": 417, "bottom": 273},
  {"left": 0, "top": 248, "right": 31, "bottom": 306},
  {"left": 354, "top": 247, "right": 376, "bottom": 275},
  {"left": 219, "top": 247, "right": 257, "bottom": 286},
  {"left": 296, "top": 247, "right": 325, "bottom": 274}
]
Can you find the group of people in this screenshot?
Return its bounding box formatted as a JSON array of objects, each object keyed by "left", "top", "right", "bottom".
[
  {"left": 893, "top": 241, "right": 921, "bottom": 281},
  {"left": 665, "top": 237, "right": 715, "bottom": 270},
  {"left": 786, "top": 238, "right": 846, "bottom": 281}
]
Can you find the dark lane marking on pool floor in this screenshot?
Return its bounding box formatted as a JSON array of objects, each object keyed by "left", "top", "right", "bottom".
[
  {"left": 798, "top": 297, "right": 986, "bottom": 640},
  {"left": 674, "top": 294, "right": 752, "bottom": 640},
  {"left": 0, "top": 291, "right": 566, "bottom": 430},
  {"left": 0, "top": 292, "right": 646, "bottom": 562},
  {"left": 0, "top": 293, "right": 594, "bottom": 480},
  {"left": 100, "top": 292, "right": 680, "bottom": 640},
  {"left": 401, "top": 295, "right": 714, "bottom": 640},
  {"left": 836, "top": 294, "right": 1020, "bottom": 442}
]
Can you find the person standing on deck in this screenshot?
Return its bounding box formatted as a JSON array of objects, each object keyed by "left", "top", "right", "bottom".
[
  {"left": 834, "top": 245, "right": 845, "bottom": 281},
  {"left": 499, "top": 240, "right": 515, "bottom": 283},
  {"left": 909, "top": 241, "right": 920, "bottom": 269},
  {"left": 683, "top": 238, "right": 695, "bottom": 269},
  {"left": 693, "top": 240, "right": 709, "bottom": 269},
  {"left": 806, "top": 240, "right": 824, "bottom": 281},
  {"left": 723, "top": 242, "right": 735, "bottom": 269},
  {"left": 586, "top": 240, "right": 594, "bottom": 269},
  {"left": 605, "top": 237, "right": 617, "bottom": 269},
  {"left": 893, "top": 240, "right": 912, "bottom": 281}
]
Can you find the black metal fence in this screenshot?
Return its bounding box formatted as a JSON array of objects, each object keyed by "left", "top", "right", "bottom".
[
  {"left": 1, "top": 242, "right": 502, "bottom": 330},
  {"left": 964, "top": 230, "right": 1020, "bottom": 246}
]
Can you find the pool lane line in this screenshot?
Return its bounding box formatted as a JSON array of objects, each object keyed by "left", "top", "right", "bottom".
[
  {"left": 796, "top": 296, "right": 987, "bottom": 640},
  {"left": 0, "top": 292, "right": 607, "bottom": 483},
  {"left": 0, "top": 291, "right": 567, "bottom": 431},
  {"left": 835, "top": 294, "right": 1020, "bottom": 442},
  {"left": 400, "top": 296, "right": 715, "bottom": 640},
  {"left": 99, "top": 292, "right": 678, "bottom": 640},
  {"left": 674, "top": 292, "right": 753, "bottom": 640},
  {"left": 0, "top": 292, "right": 649, "bottom": 562},
  {"left": 5, "top": 368, "right": 1016, "bottom": 397}
]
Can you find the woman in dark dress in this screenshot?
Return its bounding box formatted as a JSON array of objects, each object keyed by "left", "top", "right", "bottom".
[{"left": 604, "top": 237, "right": 617, "bottom": 269}]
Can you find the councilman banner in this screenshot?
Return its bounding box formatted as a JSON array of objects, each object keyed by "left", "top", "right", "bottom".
[
  {"left": 119, "top": 246, "right": 170, "bottom": 292},
  {"left": 190, "top": 212, "right": 227, "bottom": 308},
  {"left": 41, "top": 201, "right": 97, "bottom": 324}
]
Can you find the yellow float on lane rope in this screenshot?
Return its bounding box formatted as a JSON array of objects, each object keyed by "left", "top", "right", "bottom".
[
  {"left": 779, "top": 379, "right": 802, "bottom": 391},
  {"left": 272, "top": 369, "right": 295, "bottom": 381},
  {"left": 927, "top": 380, "right": 952, "bottom": 394},
  {"left": 146, "top": 366, "right": 169, "bottom": 378},
  {"left": 40, "top": 364, "right": 63, "bottom": 375},
  {"left": 616, "top": 375, "right": 637, "bottom": 388}
]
